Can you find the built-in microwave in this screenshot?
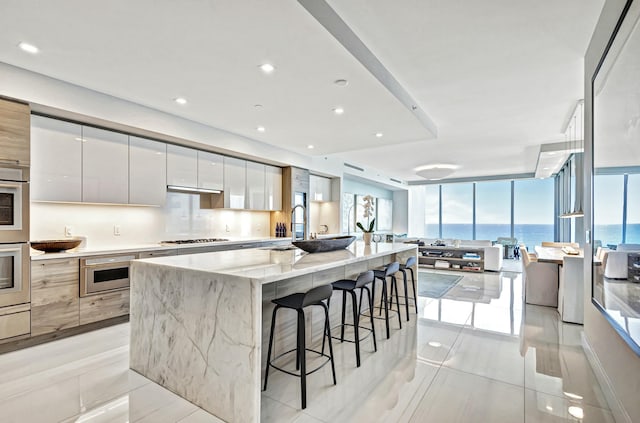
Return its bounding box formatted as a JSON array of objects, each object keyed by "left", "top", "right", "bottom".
[
  {"left": 80, "top": 254, "right": 137, "bottom": 297},
  {"left": 0, "top": 166, "right": 29, "bottom": 244}
]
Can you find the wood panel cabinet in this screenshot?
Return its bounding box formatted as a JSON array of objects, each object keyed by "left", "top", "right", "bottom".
[
  {"left": 30, "top": 116, "right": 83, "bottom": 202},
  {"left": 224, "top": 156, "right": 246, "bottom": 208},
  {"left": 30, "top": 258, "right": 80, "bottom": 336},
  {"left": 246, "top": 161, "right": 265, "bottom": 210},
  {"left": 79, "top": 290, "right": 130, "bottom": 325},
  {"left": 82, "top": 126, "right": 129, "bottom": 204},
  {"left": 265, "top": 165, "right": 282, "bottom": 211},
  {"left": 129, "top": 136, "right": 167, "bottom": 206},
  {"left": 167, "top": 144, "right": 197, "bottom": 187},
  {"left": 197, "top": 151, "right": 224, "bottom": 190},
  {"left": 0, "top": 98, "right": 30, "bottom": 166}
]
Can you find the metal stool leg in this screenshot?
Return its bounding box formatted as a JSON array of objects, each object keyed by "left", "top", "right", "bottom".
[
  {"left": 263, "top": 305, "right": 279, "bottom": 391},
  {"left": 322, "top": 302, "right": 337, "bottom": 385},
  {"left": 401, "top": 269, "right": 410, "bottom": 321},
  {"left": 350, "top": 290, "right": 361, "bottom": 367},
  {"left": 392, "top": 275, "right": 402, "bottom": 329},
  {"left": 363, "top": 285, "right": 377, "bottom": 351},
  {"left": 381, "top": 277, "right": 390, "bottom": 338},
  {"left": 409, "top": 267, "right": 418, "bottom": 314},
  {"left": 340, "top": 290, "right": 347, "bottom": 342},
  {"left": 297, "top": 309, "right": 307, "bottom": 409}
]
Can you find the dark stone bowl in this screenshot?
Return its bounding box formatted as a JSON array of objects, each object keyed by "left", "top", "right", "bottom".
[{"left": 293, "top": 235, "right": 356, "bottom": 253}]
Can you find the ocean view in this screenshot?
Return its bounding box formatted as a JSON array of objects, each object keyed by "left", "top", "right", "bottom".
[{"left": 423, "top": 223, "right": 640, "bottom": 248}]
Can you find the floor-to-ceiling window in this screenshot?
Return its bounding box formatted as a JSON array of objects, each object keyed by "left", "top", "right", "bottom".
[
  {"left": 412, "top": 178, "right": 554, "bottom": 244},
  {"left": 593, "top": 174, "right": 625, "bottom": 247},
  {"left": 513, "top": 179, "right": 554, "bottom": 248},
  {"left": 624, "top": 174, "right": 640, "bottom": 244},
  {"left": 441, "top": 183, "right": 473, "bottom": 239},
  {"left": 424, "top": 185, "right": 440, "bottom": 238},
  {"left": 476, "top": 181, "right": 511, "bottom": 241}
]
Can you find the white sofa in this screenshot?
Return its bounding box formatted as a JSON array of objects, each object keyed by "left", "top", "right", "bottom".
[
  {"left": 416, "top": 239, "right": 504, "bottom": 272},
  {"left": 601, "top": 244, "right": 640, "bottom": 279}
]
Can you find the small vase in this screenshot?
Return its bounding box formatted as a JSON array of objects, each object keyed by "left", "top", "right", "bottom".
[{"left": 363, "top": 232, "right": 373, "bottom": 245}]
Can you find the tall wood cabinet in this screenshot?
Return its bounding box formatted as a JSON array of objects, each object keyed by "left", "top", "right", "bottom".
[{"left": 0, "top": 98, "right": 30, "bottom": 166}]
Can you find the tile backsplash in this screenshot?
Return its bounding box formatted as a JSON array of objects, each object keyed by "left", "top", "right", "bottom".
[{"left": 31, "top": 192, "right": 271, "bottom": 248}]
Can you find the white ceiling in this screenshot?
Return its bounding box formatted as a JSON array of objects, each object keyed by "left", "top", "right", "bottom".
[{"left": 0, "top": 0, "right": 604, "bottom": 182}]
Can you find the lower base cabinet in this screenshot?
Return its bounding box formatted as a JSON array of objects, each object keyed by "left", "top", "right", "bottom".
[
  {"left": 79, "top": 290, "right": 130, "bottom": 325},
  {"left": 31, "top": 259, "right": 80, "bottom": 336},
  {"left": 0, "top": 309, "right": 30, "bottom": 340}
]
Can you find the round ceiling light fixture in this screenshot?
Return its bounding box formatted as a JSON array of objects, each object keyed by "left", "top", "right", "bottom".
[
  {"left": 256, "top": 126, "right": 266, "bottom": 132},
  {"left": 334, "top": 79, "right": 348, "bottom": 87},
  {"left": 375, "top": 132, "right": 383, "bottom": 138},
  {"left": 333, "top": 107, "right": 345, "bottom": 115},
  {"left": 259, "top": 63, "right": 275, "bottom": 73},
  {"left": 414, "top": 164, "right": 458, "bottom": 180},
  {"left": 174, "top": 97, "right": 188, "bottom": 105},
  {"left": 18, "top": 41, "right": 39, "bottom": 54}
]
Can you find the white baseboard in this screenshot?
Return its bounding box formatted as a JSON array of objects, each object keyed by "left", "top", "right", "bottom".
[{"left": 581, "top": 333, "right": 631, "bottom": 423}]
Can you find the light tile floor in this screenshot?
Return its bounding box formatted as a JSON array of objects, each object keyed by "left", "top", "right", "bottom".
[{"left": 0, "top": 266, "right": 614, "bottom": 422}]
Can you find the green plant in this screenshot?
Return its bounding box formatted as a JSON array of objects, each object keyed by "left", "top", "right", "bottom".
[{"left": 357, "top": 218, "right": 376, "bottom": 233}]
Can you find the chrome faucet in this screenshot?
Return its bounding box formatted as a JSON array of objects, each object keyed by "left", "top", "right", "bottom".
[{"left": 291, "top": 204, "right": 307, "bottom": 242}]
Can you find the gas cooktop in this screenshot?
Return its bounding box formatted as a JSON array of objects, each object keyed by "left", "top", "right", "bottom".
[{"left": 160, "top": 238, "right": 229, "bottom": 245}]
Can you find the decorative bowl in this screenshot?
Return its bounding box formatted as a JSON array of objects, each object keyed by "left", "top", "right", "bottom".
[
  {"left": 30, "top": 239, "right": 82, "bottom": 253},
  {"left": 293, "top": 235, "right": 356, "bottom": 253}
]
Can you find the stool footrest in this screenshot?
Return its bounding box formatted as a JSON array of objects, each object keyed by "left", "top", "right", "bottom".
[
  {"left": 267, "top": 347, "right": 333, "bottom": 378},
  {"left": 330, "top": 323, "right": 375, "bottom": 344}
]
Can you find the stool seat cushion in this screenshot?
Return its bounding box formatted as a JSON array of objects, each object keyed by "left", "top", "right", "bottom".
[
  {"left": 272, "top": 284, "right": 333, "bottom": 309},
  {"left": 331, "top": 280, "right": 357, "bottom": 291}
]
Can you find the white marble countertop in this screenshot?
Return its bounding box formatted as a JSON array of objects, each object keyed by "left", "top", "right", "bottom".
[
  {"left": 30, "top": 237, "right": 290, "bottom": 261},
  {"left": 135, "top": 241, "right": 417, "bottom": 284}
]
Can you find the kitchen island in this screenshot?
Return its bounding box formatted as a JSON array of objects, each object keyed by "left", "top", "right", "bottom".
[{"left": 129, "top": 241, "right": 417, "bottom": 422}]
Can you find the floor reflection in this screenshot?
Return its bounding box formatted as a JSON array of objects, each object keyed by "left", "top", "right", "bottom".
[{"left": 0, "top": 263, "right": 615, "bottom": 423}]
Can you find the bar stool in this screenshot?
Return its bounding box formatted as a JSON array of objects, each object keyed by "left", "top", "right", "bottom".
[
  {"left": 397, "top": 256, "right": 418, "bottom": 321},
  {"left": 263, "top": 284, "right": 336, "bottom": 410},
  {"left": 329, "top": 270, "right": 376, "bottom": 367},
  {"left": 372, "top": 261, "right": 402, "bottom": 339}
]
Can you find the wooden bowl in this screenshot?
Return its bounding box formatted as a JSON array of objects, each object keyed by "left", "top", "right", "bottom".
[{"left": 30, "top": 239, "right": 82, "bottom": 253}]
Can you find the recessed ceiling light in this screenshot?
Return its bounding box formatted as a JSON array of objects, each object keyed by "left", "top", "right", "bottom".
[
  {"left": 333, "top": 107, "right": 344, "bottom": 115},
  {"left": 259, "top": 63, "right": 275, "bottom": 73},
  {"left": 563, "top": 392, "right": 583, "bottom": 400},
  {"left": 543, "top": 167, "right": 550, "bottom": 170},
  {"left": 307, "top": 145, "right": 315, "bottom": 149},
  {"left": 254, "top": 104, "right": 263, "bottom": 109},
  {"left": 257, "top": 126, "right": 266, "bottom": 132},
  {"left": 174, "top": 97, "right": 187, "bottom": 105},
  {"left": 18, "top": 42, "right": 39, "bottom": 54},
  {"left": 375, "top": 132, "right": 383, "bottom": 138},
  {"left": 545, "top": 406, "right": 553, "bottom": 412},
  {"left": 568, "top": 406, "right": 584, "bottom": 419},
  {"left": 428, "top": 341, "right": 442, "bottom": 348},
  {"left": 334, "top": 79, "right": 348, "bottom": 86}
]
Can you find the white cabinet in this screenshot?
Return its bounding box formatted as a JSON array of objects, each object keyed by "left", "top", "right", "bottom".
[
  {"left": 31, "top": 116, "right": 83, "bottom": 202},
  {"left": 246, "top": 161, "right": 265, "bottom": 210},
  {"left": 265, "top": 165, "right": 282, "bottom": 210},
  {"left": 197, "top": 151, "right": 224, "bottom": 190},
  {"left": 129, "top": 136, "right": 167, "bottom": 205},
  {"left": 82, "top": 127, "right": 129, "bottom": 204},
  {"left": 224, "top": 157, "right": 246, "bottom": 209},
  {"left": 310, "top": 175, "right": 332, "bottom": 202},
  {"left": 167, "top": 144, "right": 197, "bottom": 187}
]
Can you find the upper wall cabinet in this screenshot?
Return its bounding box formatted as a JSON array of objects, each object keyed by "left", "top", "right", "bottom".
[
  {"left": 246, "top": 161, "right": 265, "bottom": 210},
  {"left": 82, "top": 126, "right": 129, "bottom": 204},
  {"left": 31, "top": 116, "right": 82, "bottom": 202},
  {"left": 0, "top": 98, "right": 30, "bottom": 166},
  {"left": 224, "top": 157, "right": 246, "bottom": 209},
  {"left": 197, "top": 151, "right": 224, "bottom": 190},
  {"left": 167, "top": 144, "right": 197, "bottom": 187},
  {"left": 265, "top": 165, "right": 282, "bottom": 211},
  {"left": 310, "top": 175, "right": 332, "bottom": 202},
  {"left": 129, "top": 136, "right": 167, "bottom": 206}
]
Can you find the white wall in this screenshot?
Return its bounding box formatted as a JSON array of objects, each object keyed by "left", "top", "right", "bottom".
[
  {"left": 583, "top": 1, "right": 640, "bottom": 422},
  {"left": 31, "top": 192, "right": 271, "bottom": 248}
]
